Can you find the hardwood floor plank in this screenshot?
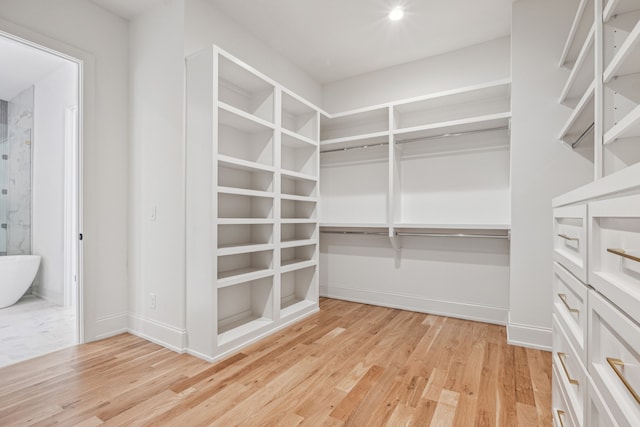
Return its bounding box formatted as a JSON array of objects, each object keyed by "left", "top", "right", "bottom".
[{"left": 0, "top": 298, "right": 551, "bottom": 426}]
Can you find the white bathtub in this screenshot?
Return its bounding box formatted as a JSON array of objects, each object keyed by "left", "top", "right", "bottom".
[{"left": 0, "top": 255, "right": 41, "bottom": 309}]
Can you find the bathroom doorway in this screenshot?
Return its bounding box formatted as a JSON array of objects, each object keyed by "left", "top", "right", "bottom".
[{"left": 0, "top": 31, "right": 82, "bottom": 367}]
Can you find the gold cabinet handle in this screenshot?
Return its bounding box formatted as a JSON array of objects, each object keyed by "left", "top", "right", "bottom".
[
  {"left": 607, "top": 248, "right": 640, "bottom": 264},
  {"left": 558, "top": 293, "right": 579, "bottom": 313},
  {"left": 556, "top": 409, "right": 566, "bottom": 427},
  {"left": 558, "top": 233, "right": 579, "bottom": 241},
  {"left": 607, "top": 357, "right": 640, "bottom": 404},
  {"left": 558, "top": 352, "right": 579, "bottom": 385}
]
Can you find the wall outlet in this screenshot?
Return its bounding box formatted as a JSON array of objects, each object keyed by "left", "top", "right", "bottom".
[{"left": 150, "top": 293, "right": 157, "bottom": 309}]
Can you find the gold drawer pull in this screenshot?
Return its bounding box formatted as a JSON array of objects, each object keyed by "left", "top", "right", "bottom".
[
  {"left": 607, "top": 357, "right": 640, "bottom": 404},
  {"left": 558, "top": 352, "right": 579, "bottom": 385},
  {"left": 558, "top": 293, "right": 579, "bottom": 313},
  {"left": 607, "top": 248, "right": 640, "bottom": 264},
  {"left": 558, "top": 233, "right": 579, "bottom": 241},
  {"left": 556, "top": 409, "right": 566, "bottom": 427}
]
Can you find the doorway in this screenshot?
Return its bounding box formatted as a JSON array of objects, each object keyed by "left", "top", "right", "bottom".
[{"left": 0, "top": 31, "right": 82, "bottom": 366}]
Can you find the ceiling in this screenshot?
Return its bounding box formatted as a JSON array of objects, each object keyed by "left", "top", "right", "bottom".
[
  {"left": 0, "top": 36, "right": 70, "bottom": 101},
  {"left": 88, "top": 0, "right": 513, "bottom": 84}
]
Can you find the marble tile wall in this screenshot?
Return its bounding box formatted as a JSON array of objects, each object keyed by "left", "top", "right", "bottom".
[{"left": 6, "top": 86, "right": 33, "bottom": 256}]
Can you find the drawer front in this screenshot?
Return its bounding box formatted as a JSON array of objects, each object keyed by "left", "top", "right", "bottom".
[
  {"left": 553, "top": 315, "right": 587, "bottom": 425},
  {"left": 554, "top": 262, "right": 588, "bottom": 365},
  {"left": 586, "top": 376, "right": 619, "bottom": 427},
  {"left": 554, "top": 204, "right": 588, "bottom": 283},
  {"left": 588, "top": 194, "right": 640, "bottom": 318},
  {"left": 588, "top": 290, "right": 640, "bottom": 426},
  {"left": 554, "top": 365, "right": 577, "bottom": 427}
]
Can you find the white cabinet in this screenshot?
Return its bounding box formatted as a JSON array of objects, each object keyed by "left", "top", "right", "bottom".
[{"left": 185, "top": 46, "right": 320, "bottom": 361}]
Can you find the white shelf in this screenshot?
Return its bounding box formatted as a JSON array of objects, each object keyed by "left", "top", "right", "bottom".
[
  {"left": 217, "top": 242, "right": 274, "bottom": 257},
  {"left": 559, "top": 24, "right": 595, "bottom": 104},
  {"left": 281, "top": 218, "right": 317, "bottom": 225},
  {"left": 281, "top": 128, "right": 317, "bottom": 147},
  {"left": 559, "top": 0, "right": 592, "bottom": 66},
  {"left": 218, "top": 317, "right": 272, "bottom": 346},
  {"left": 604, "top": 0, "right": 640, "bottom": 22},
  {"left": 218, "top": 155, "right": 275, "bottom": 174},
  {"left": 604, "top": 103, "right": 640, "bottom": 144},
  {"left": 393, "top": 223, "right": 511, "bottom": 231},
  {"left": 280, "top": 194, "right": 317, "bottom": 202},
  {"left": 320, "top": 222, "right": 388, "bottom": 228},
  {"left": 217, "top": 186, "right": 274, "bottom": 199},
  {"left": 217, "top": 268, "right": 275, "bottom": 288},
  {"left": 320, "top": 131, "right": 390, "bottom": 150},
  {"left": 280, "top": 299, "right": 316, "bottom": 319},
  {"left": 280, "top": 239, "right": 317, "bottom": 249},
  {"left": 320, "top": 106, "right": 389, "bottom": 142},
  {"left": 558, "top": 82, "right": 595, "bottom": 141},
  {"left": 219, "top": 102, "right": 275, "bottom": 133},
  {"left": 280, "top": 169, "right": 317, "bottom": 182},
  {"left": 393, "top": 112, "right": 511, "bottom": 140},
  {"left": 604, "top": 19, "right": 640, "bottom": 82},
  {"left": 280, "top": 259, "right": 317, "bottom": 273},
  {"left": 217, "top": 218, "right": 275, "bottom": 225}
]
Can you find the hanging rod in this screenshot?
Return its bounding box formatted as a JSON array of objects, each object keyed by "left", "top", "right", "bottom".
[
  {"left": 395, "top": 232, "right": 509, "bottom": 239},
  {"left": 571, "top": 122, "right": 594, "bottom": 148},
  {"left": 395, "top": 126, "right": 509, "bottom": 145},
  {"left": 320, "top": 230, "right": 389, "bottom": 236},
  {"left": 320, "top": 142, "right": 388, "bottom": 154}
]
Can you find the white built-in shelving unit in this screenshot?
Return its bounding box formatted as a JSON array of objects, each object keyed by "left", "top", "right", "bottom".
[
  {"left": 319, "top": 79, "right": 512, "bottom": 241},
  {"left": 185, "top": 46, "right": 320, "bottom": 361}
]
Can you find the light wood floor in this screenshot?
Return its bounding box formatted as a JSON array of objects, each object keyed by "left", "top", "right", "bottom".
[{"left": 0, "top": 298, "right": 552, "bottom": 426}]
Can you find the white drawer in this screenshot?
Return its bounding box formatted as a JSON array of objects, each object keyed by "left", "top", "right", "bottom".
[
  {"left": 553, "top": 315, "right": 588, "bottom": 425},
  {"left": 554, "top": 363, "right": 577, "bottom": 427},
  {"left": 588, "top": 290, "right": 640, "bottom": 426},
  {"left": 554, "top": 262, "right": 588, "bottom": 365},
  {"left": 589, "top": 194, "right": 640, "bottom": 318},
  {"left": 554, "top": 204, "right": 588, "bottom": 283},
  {"left": 586, "top": 375, "right": 619, "bottom": 427}
]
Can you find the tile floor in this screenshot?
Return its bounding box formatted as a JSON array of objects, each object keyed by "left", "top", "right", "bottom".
[{"left": 0, "top": 294, "right": 76, "bottom": 367}]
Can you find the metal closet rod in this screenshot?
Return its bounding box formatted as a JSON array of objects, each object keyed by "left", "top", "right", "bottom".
[
  {"left": 319, "top": 125, "right": 509, "bottom": 154},
  {"left": 571, "top": 122, "right": 594, "bottom": 149},
  {"left": 320, "top": 230, "right": 509, "bottom": 239}
]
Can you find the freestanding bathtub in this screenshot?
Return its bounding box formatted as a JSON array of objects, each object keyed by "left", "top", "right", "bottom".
[{"left": 0, "top": 255, "right": 41, "bottom": 309}]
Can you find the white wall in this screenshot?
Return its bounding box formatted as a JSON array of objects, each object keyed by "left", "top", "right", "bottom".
[
  {"left": 322, "top": 37, "right": 510, "bottom": 112},
  {"left": 509, "top": 0, "right": 593, "bottom": 349},
  {"left": 0, "top": 0, "right": 130, "bottom": 340},
  {"left": 32, "top": 61, "right": 77, "bottom": 305},
  {"left": 184, "top": 0, "right": 322, "bottom": 106}
]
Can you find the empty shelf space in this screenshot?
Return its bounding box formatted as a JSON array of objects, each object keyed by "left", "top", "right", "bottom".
[
  {"left": 218, "top": 155, "right": 275, "bottom": 174},
  {"left": 217, "top": 276, "right": 273, "bottom": 344},
  {"left": 218, "top": 218, "right": 275, "bottom": 225},
  {"left": 604, "top": 14, "right": 640, "bottom": 81},
  {"left": 392, "top": 81, "right": 510, "bottom": 131},
  {"left": 604, "top": 103, "right": 640, "bottom": 144},
  {"left": 320, "top": 107, "right": 389, "bottom": 141},
  {"left": 219, "top": 162, "right": 273, "bottom": 194},
  {"left": 280, "top": 259, "right": 317, "bottom": 274},
  {"left": 219, "top": 102, "right": 275, "bottom": 132},
  {"left": 281, "top": 136, "right": 318, "bottom": 176},
  {"left": 281, "top": 90, "right": 318, "bottom": 141},
  {"left": 217, "top": 249, "right": 274, "bottom": 287},
  {"left": 281, "top": 199, "right": 317, "bottom": 220},
  {"left": 280, "top": 266, "right": 317, "bottom": 314},
  {"left": 280, "top": 169, "right": 317, "bottom": 183},
  {"left": 218, "top": 117, "right": 274, "bottom": 167},
  {"left": 217, "top": 186, "right": 274, "bottom": 198},
  {"left": 280, "top": 218, "right": 318, "bottom": 224},
  {"left": 320, "top": 223, "right": 389, "bottom": 229},
  {"left": 280, "top": 239, "right": 317, "bottom": 249},
  {"left": 281, "top": 222, "right": 317, "bottom": 243},
  {"left": 559, "top": 83, "right": 595, "bottom": 142},
  {"left": 559, "top": 24, "right": 595, "bottom": 104},
  {"left": 281, "top": 128, "right": 317, "bottom": 147},
  {"left": 281, "top": 244, "right": 316, "bottom": 268},
  {"left": 219, "top": 223, "right": 273, "bottom": 249},
  {"left": 559, "top": 0, "right": 594, "bottom": 67},
  {"left": 218, "top": 193, "right": 274, "bottom": 219},
  {"left": 604, "top": 0, "right": 640, "bottom": 22},
  {"left": 394, "top": 223, "right": 511, "bottom": 231},
  {"left": 320, "top": 131, "right": 390, "bottom": 153},
  {"left": 281, "top": 175, "right": 317, "bottom": 198},
  {"left": 281, "top": 194, "right": 317, "bottom": 202},
  {"left": 218, "top": 53, "right": 275, "bottom": 124},
  {"left": 393, "top": 113, "right": 511, "bottom": 141}
]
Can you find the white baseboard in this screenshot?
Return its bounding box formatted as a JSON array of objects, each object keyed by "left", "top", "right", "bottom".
[
  {"left": 127, "top": 313, "right": 187, "bottom": 353},
  {"left": 320, "top": 284, "right": 508, "bottom": 326},
  {"left": 507, "top": 318, "right": 552, "bottom": 351},
  {"left": 94, "top": 312, "right": 128, "bottom": 340}
]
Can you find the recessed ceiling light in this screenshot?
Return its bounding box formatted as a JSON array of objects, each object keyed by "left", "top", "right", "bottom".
[{"left": 389, "top": 6, "right": 404, "bottom": 21}]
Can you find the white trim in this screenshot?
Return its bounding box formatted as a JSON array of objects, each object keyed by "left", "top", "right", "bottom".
[
  {"left": 127, "top": 314, "right": 187, "bottom": 353},
  {"left": 94, "top": 313, "right": 128, "bottom": 339},
  {"left": 320, "top": 284, "right": 508, "bottom": 325},
  {"left": 507, "top": 316, "right": 552, "bottom": 351}
]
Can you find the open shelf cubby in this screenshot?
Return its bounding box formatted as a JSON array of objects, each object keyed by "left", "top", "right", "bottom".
[
  {"left": 281, "top": 199, "right": 317, "bottom": 220},
  {"left": 218, "top": 162, "right": 274, "bottom": 193},
  {"left": 218, "top": 54, "right": 274, "bottom": 124},
  {"left": 281, "top": 91, "right": 317, "bottom": 141},
  {"left": 281, "top": 132, "right": 318, "bottom": 177},
  {"left": 559, "top": 0, "right": 594, "bottom": 67},
  {"left": 281, "top": 222, "right": 316, "bottom": 244},
  {"left": 320, "top": 107, "right": 389, "bottom": 143},
  {"left": 281, "top": 174, "right": 317, "bottom": 198},
  {"left": 218, "top": 193, "right": 274, "bottom": 219},
  {"left": 281, "top": 244, "right": 316, "bottom": 269},
  {"left": 217, "top": 276, "right": 274, "bottom": 345},
  {"left": 218, "top": 223, "right": 274, "bottom": 251},
  {"left": 218, "top": 110, "right": 274, "bottom": 167},
  {"left": 280, "top": 266, "right": 317, "bottom": 316},
  {"left": 217, "top": 249, "right": 274, "bottom": 285}
]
